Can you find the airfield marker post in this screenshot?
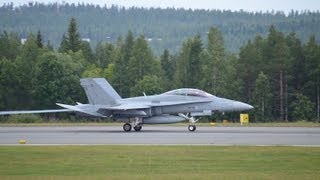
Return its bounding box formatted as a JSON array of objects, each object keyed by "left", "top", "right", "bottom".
[{"left": 240, "top": 114, "right": 249, "bottom": 125}]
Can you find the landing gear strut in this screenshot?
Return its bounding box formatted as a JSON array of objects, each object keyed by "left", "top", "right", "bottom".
[{"left": 178, "top": 113, "right": 198, "bottom": 132}]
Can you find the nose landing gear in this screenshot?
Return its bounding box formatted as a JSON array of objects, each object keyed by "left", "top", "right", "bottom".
[
  {"left": 178, "top": 113, "right": 198, "bottom": 132},
  {"left": 188, "top": 124, "right": 196, "bottom": 131}
]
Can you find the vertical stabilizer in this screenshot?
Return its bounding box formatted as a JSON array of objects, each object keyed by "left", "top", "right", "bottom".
[{"left": 80, "top": 78, "right": 121, "bottom": 105}]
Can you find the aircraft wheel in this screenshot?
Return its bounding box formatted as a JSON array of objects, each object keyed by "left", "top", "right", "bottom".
[
  {"left": 134, "top": 125, "right": 142, "bottom": 131},
  {"left": 188, "top": 125, "right": 196, "bottom": 132},
  {"left": 123, "top": 123, "right": 132, "bottom": 132}
]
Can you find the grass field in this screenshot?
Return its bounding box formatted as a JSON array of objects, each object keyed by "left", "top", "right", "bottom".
[
  {"left": 1, "top": 121, "right": 320, "bottom": 127},
  {"left": 0, "top": 146, "right": 319, "bottom": 179}
]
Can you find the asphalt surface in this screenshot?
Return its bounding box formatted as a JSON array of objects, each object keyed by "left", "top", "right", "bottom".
[{"left": 0, "top": 126, "right": 320, "bottom": 146}]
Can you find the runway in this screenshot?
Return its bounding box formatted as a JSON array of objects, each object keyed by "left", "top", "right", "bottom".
[{"left": 0, "top": 126, "right": 320, "bottom": 146}]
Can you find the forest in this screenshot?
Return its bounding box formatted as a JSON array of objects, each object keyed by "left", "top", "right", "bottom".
[
  {"left": 0, "top": 4, "right": 319, "bottom": 122},
  {"left": 0, "top": 3, "right": 320, "bottom": 55}
]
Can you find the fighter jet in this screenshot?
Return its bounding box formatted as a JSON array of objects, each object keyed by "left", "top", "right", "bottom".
[{"left": 0, "top": 78, "right": 253, "bottom": 132}]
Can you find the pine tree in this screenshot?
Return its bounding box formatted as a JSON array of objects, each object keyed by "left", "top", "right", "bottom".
[
  {"left": 36, "top": 30, "right": 43, "bottom": 48},
  {"left": 160, "top": 49, "right": 170, "bottom": 78},
  {"left": 128, "top": 35, "right": 155, "bottom": 94},
  {"left": 290, "top": 93, "right": 315, "bottom": 121},
  {"left": 0, "top": 58, "right": 19, "bottom": 110},
  {"left": 160, "top": 49, "right": 175, "bottom": 90},
  {"left": 16, "top": 33, "right": 40, "bottom": 109},
  {"left": 265, "top": 26, "right": 290, "bottom": 121},
  {"left": 175, "top": 39, "right": 192, "bottom": 87},
  {"left": 175, "top": 35, "right": 203, "bottom": 88},
  {"left": 0, "top": 31, "right": 21, "bottom": 60},
  {"left": 303, "top": 35, "right": 320, "bottom": 121},
  {"left": 187, "top": 35, "right": 202, "bottom": 88},
  {"left": 95, "top": 42, "right": 115, "bottom": 68},
  {"left": 67, "top": 17, "right": 81, "bottom": 52},
  {"left": 201, "top": 27, "right": 226, "bottom": 95},
  {"left": 252, "top": 72, "right": 272, "bottom": 121},
  {"left": 46, "top": 40, "right": 54, "bottom": 51},
  {"left": 58, "top": 34, "right": 69, "bottom": 53},
  {"left": 286, "top": 32, "right": 305, "bottom": 92},
  {"left": 238, "top": 36, "right": 265, "bottom": 102},
  {"left": 80, "top": 41, "right": 94, "bottom": 64},
  {"left": 112, "top": 31, "right": 134, "bottom": 97}
]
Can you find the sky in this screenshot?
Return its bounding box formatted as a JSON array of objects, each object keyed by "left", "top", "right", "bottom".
[{"left": 2, "top": 0, "right": 320, "bottom": 13}]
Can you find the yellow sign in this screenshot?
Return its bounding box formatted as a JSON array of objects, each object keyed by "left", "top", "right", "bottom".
[
  {"left": 19, "top": 139, "right": 27, "bottom": 144},
  {"left": 240, "top": 114, "right": 249, "bottom": 125}
]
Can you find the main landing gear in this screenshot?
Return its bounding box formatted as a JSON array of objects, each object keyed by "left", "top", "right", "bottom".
[
  {"left": 123, "top": 123, "right": 143, "bottom": 132},
  {"left": 123, "top": 117, "right": 143, "bottom": 132},
  {"left": 133, "top": 125, "right": 142, "bottom": 131},
  {"left": 123, "top": 123, "right": 132, "bottom": 132}
]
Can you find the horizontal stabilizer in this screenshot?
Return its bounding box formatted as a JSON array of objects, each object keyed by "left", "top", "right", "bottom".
[
  {"left": 56, "top": 103, "right": 106, "bottom": 117},
  {"left": 0, "top": 109, "right": 73, "bottom": 115}
]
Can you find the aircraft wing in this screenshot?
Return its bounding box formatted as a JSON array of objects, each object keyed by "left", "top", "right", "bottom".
[
  {"left": 100, "top": 99, "right": 212, "bottom": 111},
  {"left": 151, "top": 99, "right": 213, "bottom": 107},
  {"left": 103, "top": 104, "right": 150, "bottom": 111},
  {"left": 0, "top": 109, "right": 73, "bottom": 115}
]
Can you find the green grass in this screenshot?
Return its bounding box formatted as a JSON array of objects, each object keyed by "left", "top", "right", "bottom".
[
  {"left": 210, "top": 121, "right": 320, "bottom": 127},
  {"left": 0, "top": 146, "right": 319, "bottom": 179}
]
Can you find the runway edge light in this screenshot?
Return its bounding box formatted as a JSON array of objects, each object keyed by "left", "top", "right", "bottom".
[{"left": 240, "top": 114, "right": 249, "bottom": 125}]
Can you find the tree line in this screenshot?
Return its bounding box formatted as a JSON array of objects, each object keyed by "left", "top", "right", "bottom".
[
  {"left": 1, "top": 3, "right": 320, "bottom": 55},
  {"left": 0, "top": 17, "right": 319, "bottom": 122}
]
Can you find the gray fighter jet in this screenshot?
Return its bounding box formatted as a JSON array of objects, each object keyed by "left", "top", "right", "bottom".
[{"left": 0, "top": 78, "right": 253, "bottom": 132}]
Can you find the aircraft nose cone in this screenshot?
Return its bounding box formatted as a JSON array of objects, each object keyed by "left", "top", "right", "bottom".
[{"left": 233, "top": 101, "right": 254, "bottom": 111}]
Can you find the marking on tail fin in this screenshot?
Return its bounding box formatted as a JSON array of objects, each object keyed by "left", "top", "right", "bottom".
[{"left": 80, "top": 78, "right": 121, "bottom": 105}]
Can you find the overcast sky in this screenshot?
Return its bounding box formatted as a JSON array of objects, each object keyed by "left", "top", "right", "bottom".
[{"left": 2, "top": 0, "right": 320, "bottom": 13}]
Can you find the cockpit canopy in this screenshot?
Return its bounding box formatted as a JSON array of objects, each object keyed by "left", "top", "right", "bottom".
[{"left": 162, "top": 88, "right": 214, "bottom": 98}]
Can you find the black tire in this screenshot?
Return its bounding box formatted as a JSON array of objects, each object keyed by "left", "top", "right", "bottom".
[
  {"left": 134, "top": 126, "right": 142, "bottom": 131},
  {"left": 188, "top": 125, "right": 196, "bottom": 132},
  {"left": 123, "top": 123, "right": 132, "bottom": 132}
]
